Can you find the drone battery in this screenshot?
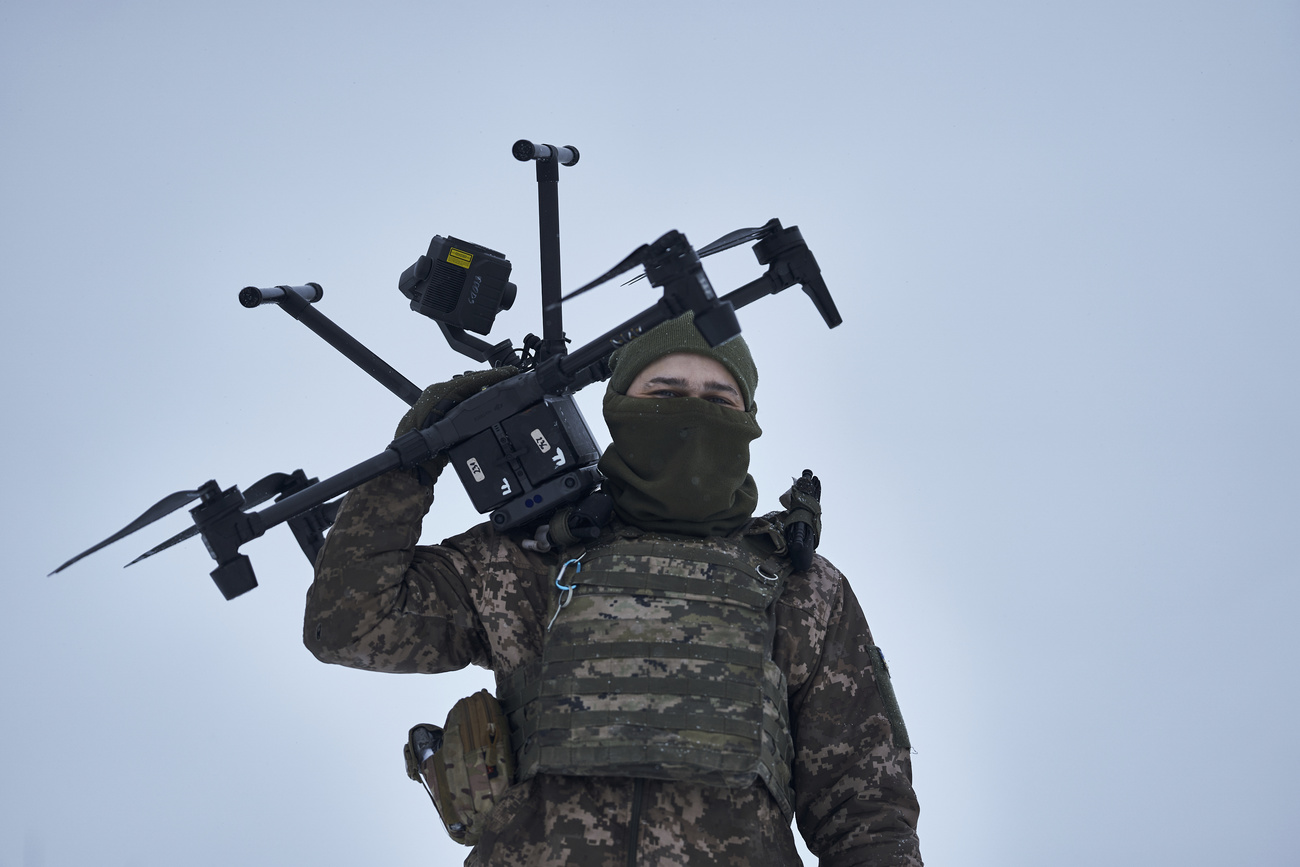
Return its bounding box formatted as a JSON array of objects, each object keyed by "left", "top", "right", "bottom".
[
  {"left": 448, "top": 429, "right": 522, "bottom": 513},
  {"left": 500, "top": 398, "right": 594, "bottom": 487}
]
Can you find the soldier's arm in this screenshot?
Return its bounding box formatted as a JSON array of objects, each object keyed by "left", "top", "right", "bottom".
[
  {"left": 787, "top": 563, "right": 923, "bottom": 867},
  {"left": 303, "top": 468, "right": 492, "bottom": 673}
]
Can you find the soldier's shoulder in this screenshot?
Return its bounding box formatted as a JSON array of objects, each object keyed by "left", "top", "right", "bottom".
[
  {"left": 420, "top": 519, "right": 556, "bottom": 579},
  {"left": 778, "top": 552, "right": 844, "bottom": 624},
  {"left": 734, "top": 514, "right": 842, "bottom": 622}
]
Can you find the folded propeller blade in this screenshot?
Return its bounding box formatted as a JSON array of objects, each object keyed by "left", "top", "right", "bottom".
[
  {"left": 49, "top": 487, "right": 208, "bottom": 575},
  {"left": 122, "top": 471, "right": 299, "bottom": 568},
  {"left": 562, "top": 243, "right": 651, "bottom": 302},
  {"left": 696, "top": 224, "right": 772, "bottom": 258},
  {"left": 123, "top": 527, "right": 199, "bottom": 567},
  {"left": 122, "top": 470, "right": 314, "bottom": 571},
  {"left": 242, "top": 471, "right": 298, "bottom": 505}
]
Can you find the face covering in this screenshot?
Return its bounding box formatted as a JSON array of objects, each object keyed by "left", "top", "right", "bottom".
[{"left": 598, "top": 393, "right": 761, "bottom": 537}]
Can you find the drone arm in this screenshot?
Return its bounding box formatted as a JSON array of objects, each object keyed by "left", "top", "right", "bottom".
[
  {"left": 188, "top": 369, "right": 551, "bottom": 598},
  {"left": 717, "top": 227, "right": 842, "bottom": 329},
  {"left": 241, "top": 283, "right": 423, "bottom": 406},
  {"left": 196, "top": 451, "right": 403, "bottom": 601},
  {"left": 551, "top": 299, "right": 683, "bottom": 390},
  {"left": 718, "top": 271, "right": 785, "bottom": 312},
  {"left": 244, "top": 367, "right": 549, "bottom": 536},
  {"left": 249, "top": 450, "right": 404, "bottom": 537}
]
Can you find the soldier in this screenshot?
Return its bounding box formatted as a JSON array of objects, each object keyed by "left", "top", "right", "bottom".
[{"left": 304, "top": 314, "right": 923, "bottom": 866}]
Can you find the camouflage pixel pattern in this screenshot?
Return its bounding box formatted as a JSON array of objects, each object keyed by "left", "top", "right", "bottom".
[
  {"left": 499, "top": 535, "right": 795, "bottom": 817},
  {"left": 305, "top": 469, "right": 922, "bottom": 866}
]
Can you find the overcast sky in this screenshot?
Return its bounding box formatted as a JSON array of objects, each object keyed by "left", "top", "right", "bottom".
[{"left": 2, "top": 2, "right": 1297, "bottom": 866}]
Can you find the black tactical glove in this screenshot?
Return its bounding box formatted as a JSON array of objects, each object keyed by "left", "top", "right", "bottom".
[{"left": 395, "top": 366, "right": 518, "bottom": 486}]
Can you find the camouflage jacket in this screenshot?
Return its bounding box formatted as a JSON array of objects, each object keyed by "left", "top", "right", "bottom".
[{"left": 304, "top": 470, "right": 922, "bottom": 867}]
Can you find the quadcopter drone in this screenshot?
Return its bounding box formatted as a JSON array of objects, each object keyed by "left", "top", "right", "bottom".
[{"left": 52, "top": 140, "right": 841, "bottom": 599}]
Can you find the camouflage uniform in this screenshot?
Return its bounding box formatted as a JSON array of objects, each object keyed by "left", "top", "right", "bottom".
[{"left": 305, "top": 469, "right": 922, "bottom": 866}]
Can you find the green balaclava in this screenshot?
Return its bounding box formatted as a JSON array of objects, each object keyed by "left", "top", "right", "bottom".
[{"left": 597, "top": 312, "right": 762, "bottom": 537}]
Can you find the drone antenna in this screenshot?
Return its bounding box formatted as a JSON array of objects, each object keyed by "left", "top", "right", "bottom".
[{"left": 514, "top": 140, "right": 579, "bottom": 363}]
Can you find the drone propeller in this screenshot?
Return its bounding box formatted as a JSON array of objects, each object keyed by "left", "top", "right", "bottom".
[
  {"left": 695, "top": 223, "right": 775, "bottom": 258},
  {"left": 561, "top": 243, "right": 651, "bottom": 302},
  {"left": 49, "top": 487, "right": 211, "bottom": 576},
  {"left": 619, "top": 221, "right": 778, "bottom": 286},
  {"left": 123, "top": 471, "right": 311, "bottom": 568}
]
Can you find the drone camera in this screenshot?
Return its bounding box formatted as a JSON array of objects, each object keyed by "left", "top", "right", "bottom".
[{"left": 399, "top": 236, "right": 518, "bottom": 335}]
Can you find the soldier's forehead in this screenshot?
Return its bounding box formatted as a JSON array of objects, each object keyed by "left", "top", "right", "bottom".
[{"left": 634, "top": 353, "right": 738, "bottom": 385}]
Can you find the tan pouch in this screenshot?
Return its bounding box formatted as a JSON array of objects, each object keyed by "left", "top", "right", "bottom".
[{"left": 403, "top": 689, "right": 515, "bottom": 846}]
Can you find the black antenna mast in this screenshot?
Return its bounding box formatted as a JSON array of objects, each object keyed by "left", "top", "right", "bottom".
[{"left": 513, "top": 139, "right": 580, "bottom": 362}]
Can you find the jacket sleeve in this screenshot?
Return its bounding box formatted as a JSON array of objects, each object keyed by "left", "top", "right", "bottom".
[
  {"left": 786, "top": 563, "right": 923, "bottom": 866},
  {"left": 302, "top": 469, "right": 492, "bottom": 674}
]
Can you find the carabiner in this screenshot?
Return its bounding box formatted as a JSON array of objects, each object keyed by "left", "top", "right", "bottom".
[{"left": 547, "top": 556, "right": 583, "bottom": 631}]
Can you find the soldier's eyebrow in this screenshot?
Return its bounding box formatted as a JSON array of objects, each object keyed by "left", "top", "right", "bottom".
[
  {"left": 643, "top": 375, "right": 689, "bottom": 388},
  {"left": 702, "top": 380, "right": 741, "bottom": 396},
  {"left": 643, "top": 375, "right": 740, "bottom": 396}
]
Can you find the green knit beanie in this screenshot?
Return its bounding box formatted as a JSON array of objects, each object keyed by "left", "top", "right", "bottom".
[{"left": 607, "top": 312, "right": 758, "bottom": 409}]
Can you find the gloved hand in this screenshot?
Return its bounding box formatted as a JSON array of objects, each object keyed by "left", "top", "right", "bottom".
[
  {"left": 395, "top": 366, "right": 518, "bottom": 486},
  {"left": 779, "top": 470, "right": 822, "bottom": 572}
]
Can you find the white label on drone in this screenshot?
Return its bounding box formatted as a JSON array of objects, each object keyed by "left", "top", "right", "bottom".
[
  {"left": 466, "top": 457, "right": 485, "bottom": 483},
  {"left": 530, "top": 428, "right": 551, "bottom": 453}
]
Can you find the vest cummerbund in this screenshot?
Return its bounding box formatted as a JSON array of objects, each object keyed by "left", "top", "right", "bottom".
[{"left": 499, "top": 536, "right": 796, "bottom": 818}]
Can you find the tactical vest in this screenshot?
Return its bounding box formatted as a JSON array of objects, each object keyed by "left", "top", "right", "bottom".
[{"left": 498, "top": 530, "right": 797, "bottom": 818}]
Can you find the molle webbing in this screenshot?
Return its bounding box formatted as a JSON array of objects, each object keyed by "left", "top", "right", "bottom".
[{"left": 499, "top": 535, "right": 796, "bottom": 818}]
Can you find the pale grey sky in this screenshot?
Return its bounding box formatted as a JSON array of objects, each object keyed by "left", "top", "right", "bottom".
[{"left": 3, "top": 2, "right": 1297, "bottom": 865}]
